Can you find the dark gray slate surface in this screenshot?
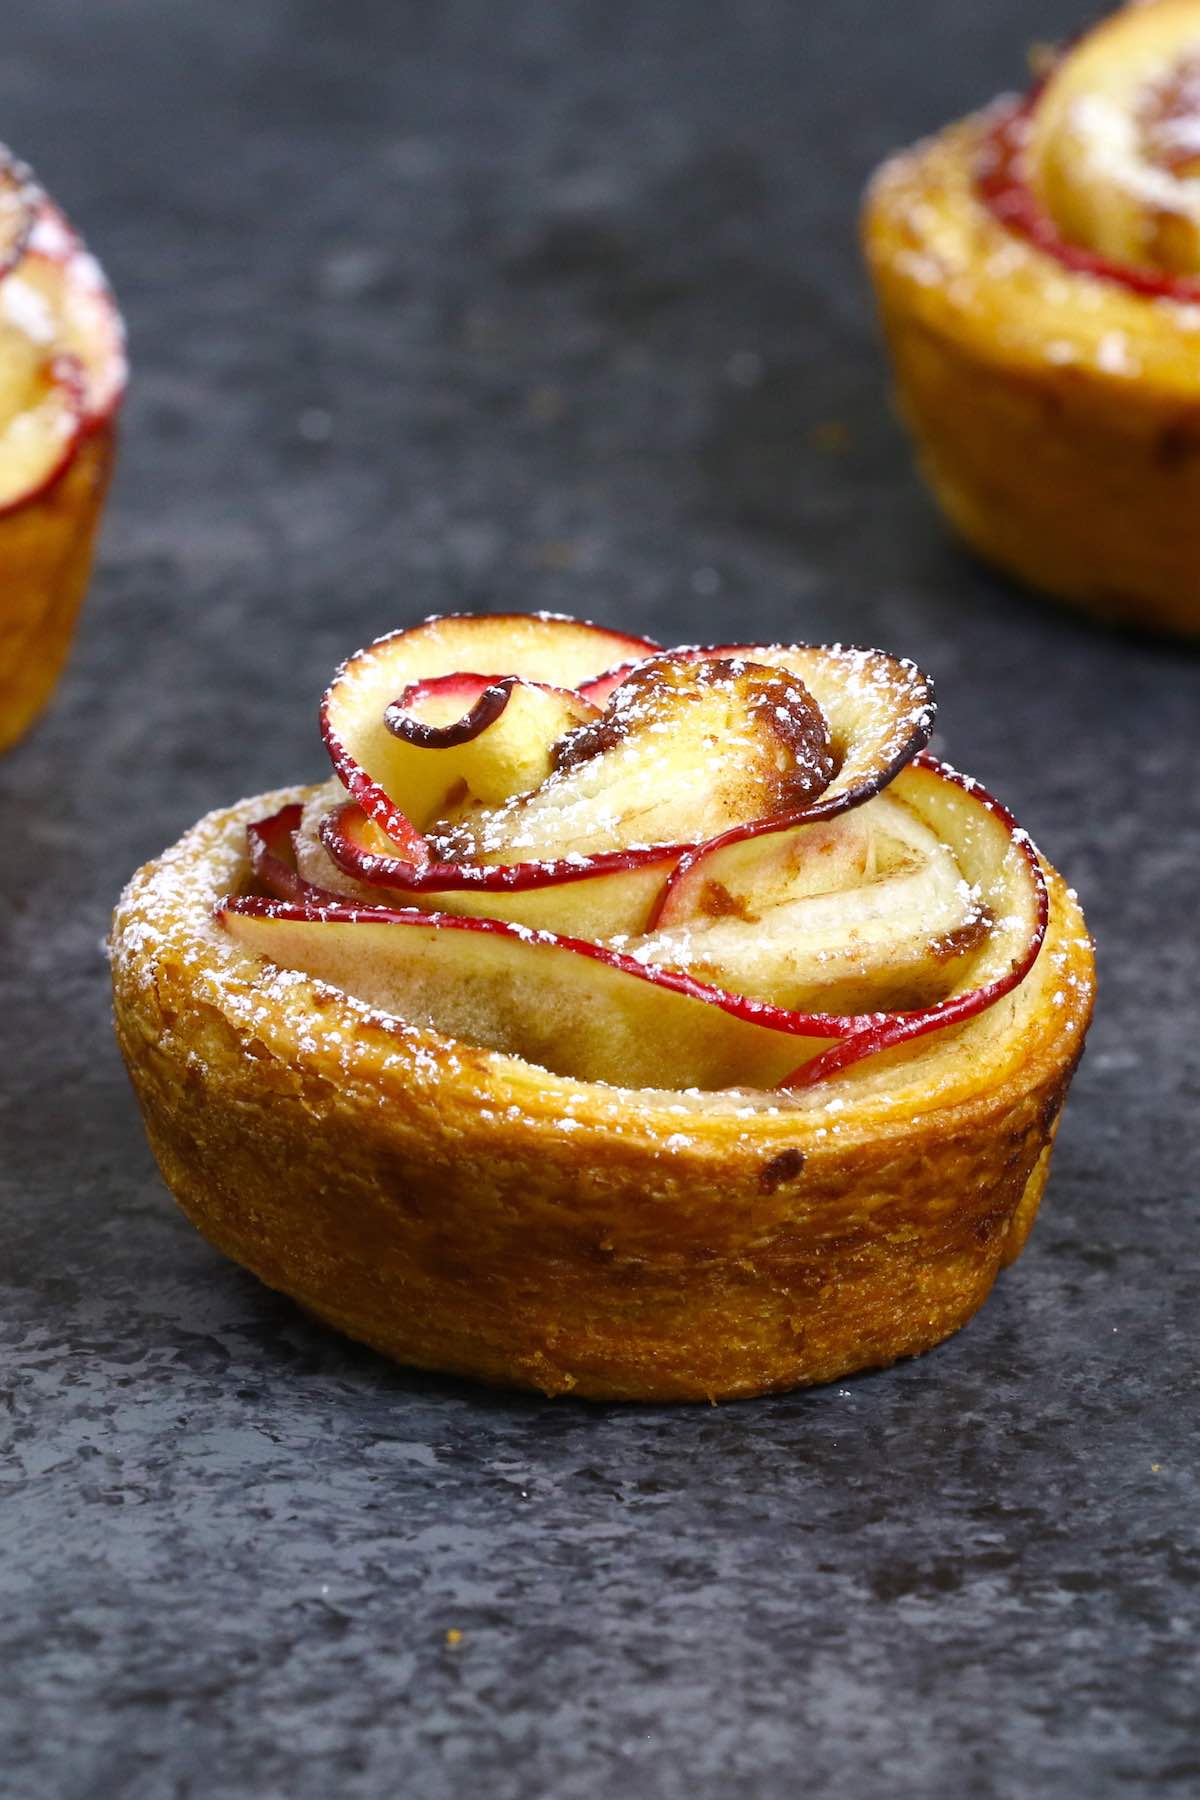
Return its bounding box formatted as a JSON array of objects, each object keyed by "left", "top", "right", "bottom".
[{"left": 2, "top": 2, "right": 1197, "bottom": 1796}]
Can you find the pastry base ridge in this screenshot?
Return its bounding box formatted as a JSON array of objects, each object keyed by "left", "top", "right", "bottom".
[{"left": 111, "top": 786, "right": 1095, "bottom": 1402}]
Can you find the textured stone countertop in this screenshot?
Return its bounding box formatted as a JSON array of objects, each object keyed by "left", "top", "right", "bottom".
[{"left": 2, "top": 2, "right": 1197, "bottom": 1795}]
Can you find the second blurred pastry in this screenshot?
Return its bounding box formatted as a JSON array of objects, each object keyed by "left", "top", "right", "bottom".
[
  {"left": 0, "top": 146, "right": 125, "bottom": 751},
  {"left": 864, "top": 0, "right": 1200, "bottom": 635}
]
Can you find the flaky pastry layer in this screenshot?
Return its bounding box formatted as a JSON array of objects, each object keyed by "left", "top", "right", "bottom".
[{"left": 111, "top": 787, "right": 1094, "bottom": 1401}]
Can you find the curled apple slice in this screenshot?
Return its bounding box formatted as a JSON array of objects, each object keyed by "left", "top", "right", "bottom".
[
  {"left": 218, "top": 896, "right": 845, "bottom": 1090},
  {"left": 223, "top": 759, "right": 1046, "bottom": 1094},
  {"left": 320, "top": 798, "right": 677, "bottom": 936},
  {"left": 431, "top": 654, "right": 835, "bottom": 865},
  {"left": 247, "top": 803, "right": 347, "bottom": 906},
  {"left": 637, "top": 792, "right": 987, "bottom": 1013},
  {"left": 678, "top": 642, "right": 934, "bottom": 821},
  {"left": 642, "top": 641, "right": 932, "bottom": 917},
  {"left": 381, "top": 672, "right": 600, "bottom": 832},
  {"left": 1024, "top": 1, "right": 1200, "bottom": 278},
  {"left": 780, "top": 756, "right": 1048, "bottom": 1089},
  {"left": 321, "top": 611, "right": 660, "bottom": 858},
  {"left": 0, "top": 331, "right": 84, "bottom": 514}
]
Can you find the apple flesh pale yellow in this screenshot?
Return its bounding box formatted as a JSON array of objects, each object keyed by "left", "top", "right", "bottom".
[
  {"left": 219, "top": 897, "right": 843, "bottom": 1091},
  {"left": 381, "top": 672, "right": 599, "bottom": 828},
  {"left": 1026, "top": 0, "right": 1200, "bottom": 279},
  {"left": 320, "top": 611, "right": 659, "bottom": 859},
  {"left": 638, "top": 790, "right": 988, "bottom": 1015},
  {"left": 432, "top": 655, "right": 836, "bottom": 865},
  {"left": 318, "top": 796, "right": 678, "bottom": 937},
  {"left": 312, "top": 621, "right": 938, "bottom": 945},
  {"left": 225, "top": 757, "right": 1048, "bottom": 1094},
  {"left": 18, "top": 228, "right": 128, "bottom": 424},
  {"left": 231, "top": 611, "right": 1044, "bottom": 1095}
]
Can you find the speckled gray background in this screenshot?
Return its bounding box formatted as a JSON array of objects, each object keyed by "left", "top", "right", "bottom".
[{"left": 2, "top": 2, "right": 1198, "bottom": 1795}]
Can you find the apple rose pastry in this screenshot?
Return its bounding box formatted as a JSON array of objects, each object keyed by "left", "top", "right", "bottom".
[
  {"left": 112, "top": 613, "right": 1094, "bottom": 1401},
  {"left": 0, "top": 148, "right": 125, "bottom": 750},
  {"left": 864, "top": 0, "right": 1200, "bottom": 634}
]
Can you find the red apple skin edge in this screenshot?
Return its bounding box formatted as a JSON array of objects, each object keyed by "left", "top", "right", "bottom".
[
  {"left": 229, "top": 755, "right": 1048, "bottom": 1093},
  {"left": 323, "top": 799, "right": 691, "bottom": 894},
  {"left": 978, "top": 92, "right": 1200, "bottom": 305},
  {"left": 385, "top": 673, "right": 598, "bottom": 749},
  {"left": 318, "top": 710, "right": 934, "bottom": 903},
  {"left": 248, "top": 806, "right": 344, "bottom": 907},
  {"left": 318, "top": 615, "right": 660, "bottom": 868}
]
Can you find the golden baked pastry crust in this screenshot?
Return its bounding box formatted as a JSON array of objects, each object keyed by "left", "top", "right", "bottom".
[
  {"left": 0, "top": 427, "right": 116, "bottom": 749},
  {"left": 111, "top": 786, "right": 1094, "bottom": 1402},
  {"left": 864, "top": 94, "right": 1200, "bottom": 634}
]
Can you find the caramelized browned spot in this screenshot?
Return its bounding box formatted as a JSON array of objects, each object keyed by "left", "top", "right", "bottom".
[
  {"left": 928, "top": 908, "right": 993, "bottom": 964},
  {"left": 554, "top": 654, "right": 835, "bottom": 809},
  {"left": 759, "top": 1147, "right": 806, "bottom": 1194},
  {"left": 698, "top": 879, "right": 755, "bottom": 922}
]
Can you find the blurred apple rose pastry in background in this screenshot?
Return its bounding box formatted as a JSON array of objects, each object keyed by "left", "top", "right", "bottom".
[
  {"left": 111, "top": 613, "right": 1094, "bottom": 1401},
  {"left": 0, "top": 145, "right": 125, "bottom": 751},
  {"left": 864, "top": 0, "right": 1200, "bottom": 635}
]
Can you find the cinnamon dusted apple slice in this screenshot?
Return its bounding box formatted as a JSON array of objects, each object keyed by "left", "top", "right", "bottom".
[
  {"left": 0, "top": 327, "right": 84, "bottom": 511},
  {"left": 320, "top": 796, "right": 677, "bottom": 936},
  {"left": 781, "top": 756, "right": 1049, "bottom": 1089},
  {"left": 634, "top": 791, "right": 990, "bottom": 1014},
  {"left": 671, "top": 642, "right": 933, "bottom": 821},
  {"left": 379, "top": 672, "right": 600, "bottom": 835},
  {"left": 653, "top": 808, "right": 875, "bottom": 931},
  {"left": 321, "top": 612, "right": 659, "bottom": 858},
  {"left": 218, "top": 758, "right": 1045, "bottom": 1093},
  {"left": 218, "top": 897, "right": 842, "bottom": 1091},
  {"left": 279, "top": 779, "right": 676, "bottom": 938},
  {"left": 432, "top": 654, "right": 836, "bottom": 865}
]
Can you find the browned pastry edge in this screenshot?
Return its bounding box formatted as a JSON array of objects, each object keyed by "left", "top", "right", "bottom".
[{"left": 111, "top": 788, "right": 1095, "bottom": 1402}]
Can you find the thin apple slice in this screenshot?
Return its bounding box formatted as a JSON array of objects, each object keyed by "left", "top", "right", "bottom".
[
  {"left": 321, "top": 612, "right": 660, "bottom": 857},
  {"left": 632, "top": 792, "right": 989, "bottom": 1014},
  {"left": 577, "top": 660, "right": 643, "bottom": 706},
  {"left": 654, "top": 808, "right": 875, "bottom": 930},
  {"left": 219, "top": 897, "right": 844, "bottom": 1090},
  {"left": 0, "top": 329, "right": 84, "bottom": 514},
  {"left": 379, "top": 672, "right": 599, "bottom": 830},
  {"left": 247, "top": 803, "right": 351, "bottom": 906},
  {"left": 223, "top": 762, "right": 1046, "bottom": 1093},
  {"left": 675, "top": 641, "right": 933, "bottom": 821},
  {"left": 432, "top": 654, "right": 836, "bottom": 865},
  {"left": 779, "top": 756, "right": 1048, "bottom": 1088},
  {"left": 320, "top": 796, "right": 677, "bottom": 936},
  {"left": 15, "top": 226, "right": 127, "bottom": 425}
]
